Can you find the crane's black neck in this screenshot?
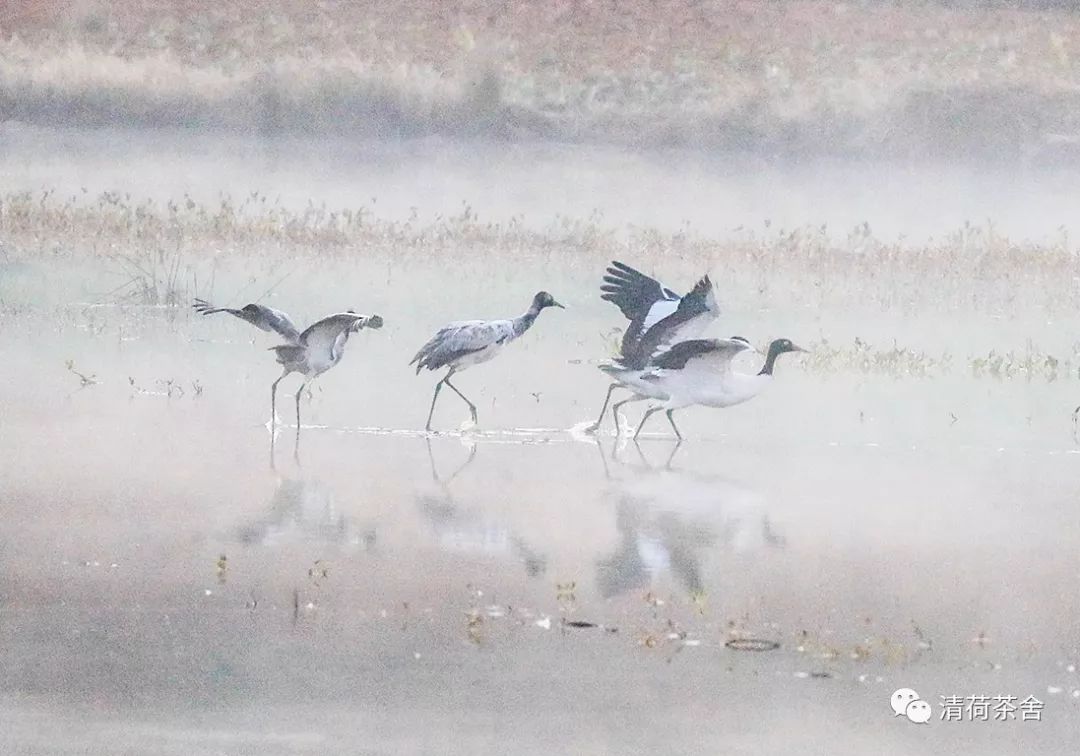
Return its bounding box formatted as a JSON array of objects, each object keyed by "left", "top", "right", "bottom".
[{"left": 758, "top": 344, "right": 782, "bottom": 376}]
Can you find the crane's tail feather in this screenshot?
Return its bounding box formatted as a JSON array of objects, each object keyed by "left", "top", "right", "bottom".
[{"left": 269, "top": 345, "right": 305, "bottom": 365}]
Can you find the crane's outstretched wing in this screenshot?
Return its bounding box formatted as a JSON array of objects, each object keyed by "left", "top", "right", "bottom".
[
  {"left": 193, "top": 298, "right": 301, "bottom": 343},
  {"left": 643, "top": 338, "right": 751, "bottom": 379},
  {"left": 298, "top": 312, "right": 382, "bottom": 351},
  {"left": 628, "top": 274, "right": 720, "bottom": 367},
  {"left": 410, "top": 319, "right": 514, "bottom": 373},
  {"left": 601, "top": 261, "right": 680, "bottom": 357}
]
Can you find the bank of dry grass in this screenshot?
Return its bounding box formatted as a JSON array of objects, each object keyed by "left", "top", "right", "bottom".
[
  {"left": 3, "top": 1, "right": 1080, "bottom": 158},
  {"left": 2, "top": 190, "right": 1078, "bottom": 318}
]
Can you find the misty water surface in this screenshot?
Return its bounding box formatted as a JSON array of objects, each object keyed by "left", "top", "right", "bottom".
[{"left": 2, "top": 128, "right": 1080, "bottom": 754}]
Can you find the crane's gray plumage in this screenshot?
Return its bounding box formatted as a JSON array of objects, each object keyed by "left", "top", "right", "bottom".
[
  {"left": 193, "top": 298, "right": 301, "bottom": 343},
  {"left": 411, "top": 318, "right": 525, "bottom": 373},
  {"left": 193, "top": 298, "right": 383, "bottom": 455},
  {"left": 411, "top": 291, "right": 564, "bottom": 431},
  {"left": 588, "top": 263, "right": 720, "bottom": 434}
]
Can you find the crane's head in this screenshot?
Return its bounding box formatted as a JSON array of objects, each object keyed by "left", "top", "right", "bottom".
[
  {"left": 345, "top": 311, "right": 383, "bottom": 331},
  {"left": 532, "top": 291, "right": 565, "bottom": 311},
  {"left": 768, "top": 338, "right": 805, "bottom": 357}
]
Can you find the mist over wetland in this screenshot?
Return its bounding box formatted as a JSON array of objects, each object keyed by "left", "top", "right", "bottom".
[{"left": 3, "top": 1, "right": 1080, "bottom": 754}]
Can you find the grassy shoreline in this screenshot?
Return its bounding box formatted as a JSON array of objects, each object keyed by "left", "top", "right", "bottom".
[
  {"left": 4, "top": 1, "right": 1080, "bottom": 159},
  {"left": 2, "top": 190, "right": 1078, "bottom": 319}
]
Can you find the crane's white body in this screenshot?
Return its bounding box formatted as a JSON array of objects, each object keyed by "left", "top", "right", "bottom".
[{"left": 643, "top": 365, "right": 771, "bottom": 411}]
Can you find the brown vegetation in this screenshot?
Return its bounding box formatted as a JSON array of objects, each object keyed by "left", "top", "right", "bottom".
[{"left": 3, "top": 1, "right": 1080, "bottom": 158}]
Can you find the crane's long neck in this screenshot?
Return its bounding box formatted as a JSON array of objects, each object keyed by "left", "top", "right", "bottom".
[
  {"left": 511, "top": 303, "right": 543, "bottom": 338},
  {"left": 758, "top": 346, "right": 782, "bottom": 376}
]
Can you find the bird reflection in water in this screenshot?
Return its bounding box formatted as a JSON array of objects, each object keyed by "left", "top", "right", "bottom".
[
  {"left": 418, "top": 438, "right": 547, "bottom": 578},
  {"left": 235, "top": 475, "right": 376, "bottom": 550},
  {"left": 594, "top": 440, "right": 785, "bottom": 599}
]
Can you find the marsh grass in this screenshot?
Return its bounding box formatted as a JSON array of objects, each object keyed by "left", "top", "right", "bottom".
[
  {"left": 801, "top": 338, "right": 1080, "bottom": 381},
  {"left": 3, "top": 190, "right": 1080, "bottom": 319}
]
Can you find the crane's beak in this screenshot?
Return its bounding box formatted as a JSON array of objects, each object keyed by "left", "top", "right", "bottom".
[
  {"left": 552, "top": 300, "right": 566, "bottom": 309},
  {"left": 791, "top": 343, "right": 807, "bottom": 353}
]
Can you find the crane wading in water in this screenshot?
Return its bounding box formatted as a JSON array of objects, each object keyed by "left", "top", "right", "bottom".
[
  {"left": 410, "top": 291, "right": 564, "bottom": 431},
  {"left": 633, "top": 337, "right": 804, "bottom": 440},
  {"left": 193, "top": 299, "right": 383, "bottom": 451},
  {"left": 588, "top": 262, "right": 720, "bottom": 434}
]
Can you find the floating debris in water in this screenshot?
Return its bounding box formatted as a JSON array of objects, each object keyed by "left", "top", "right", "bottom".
[
  {"left": 563, "top": 620, "right": 600, "bottom": 630},
  {"left": 308, "top": 559, "right": 330, "bottom": 585},
  {"left": 65, "top": 359, "right": 97, "bottom": 388},
  {"left": 466, "top": 609, "right": 484, "bottom": 645},
  {"left": 215, "top": 554, "right": 227, "bottom": 584},
  {"left": 726, "top": 638, "right": 781, "bottom": 652},
  {"left": 912, "top": 621, "right": 933, "bottom": 651}
]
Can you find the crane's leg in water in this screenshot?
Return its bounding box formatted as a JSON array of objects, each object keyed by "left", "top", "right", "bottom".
[
  {"left": 585, "top": 383, "right": 620, "bottom": 434},
  {"left": 634, "top": 406, "right": 664, "bottom": 440},
  {"left": 443, "top": 373, "right": 478, "bottom": 426},
  {"left": 612, "top": 395, "right": 649, "bottom": 437}
]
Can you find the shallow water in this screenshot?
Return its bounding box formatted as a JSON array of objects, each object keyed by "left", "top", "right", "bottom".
[
  {"left": 3, "top": 296, "right": 1080, "bottom": 754},
  {"left": 2, "top": 129, "right": 1080, "bottom": 754}
]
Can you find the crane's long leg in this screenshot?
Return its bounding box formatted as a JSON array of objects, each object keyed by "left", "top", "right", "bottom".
[
  {"left": 611, "top": 395, "right": 650, "bottom": 437},
  {"left": 443, "top": 375, "right": 478, "bottom": 425},
  {"left": 585, "top": 383, "right": 620, "bottom": 434},
  {"left": 634, "top": 406, "right": 664, "bottom": 440},
  {"left": 425, "top": 377, "right": 446, "bottom": 431},
  {"left": 294, "top": 380, "right": 308, "bottom": 460},
  {"left": 270, "top": 371, "right": 289, "bottom": 426},
  {"left": 665, "top": 409, "right": 683, "bottom": 440}
]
